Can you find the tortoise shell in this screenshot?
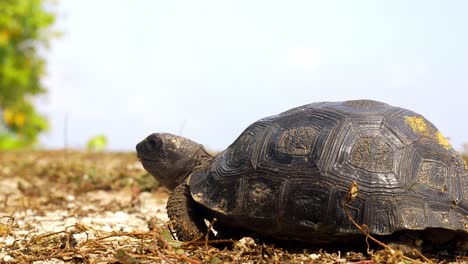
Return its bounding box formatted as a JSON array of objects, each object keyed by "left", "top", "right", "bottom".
[{"left": 188, "top": 100, "right": 467, "bottom": 241}]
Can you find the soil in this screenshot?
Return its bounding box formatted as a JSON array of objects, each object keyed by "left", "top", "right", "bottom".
[{"left": 0, "top": 151, "right": 466, "bottom": 263}]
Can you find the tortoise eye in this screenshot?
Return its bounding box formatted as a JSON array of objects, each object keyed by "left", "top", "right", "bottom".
[{"left": 145, "top": 136, "right": 162, "bottom": 152}]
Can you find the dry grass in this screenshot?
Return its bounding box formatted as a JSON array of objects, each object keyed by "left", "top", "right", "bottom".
[{"left": 0, "top": 150, "right": 466, "bottom": 263}]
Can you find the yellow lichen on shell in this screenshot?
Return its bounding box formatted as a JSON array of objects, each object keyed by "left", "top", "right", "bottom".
[
  {"left": 405, "top": 116, "right": 452, "bottom": 150},
  {"left": 405, "top": 116, "right": 428, "bottom": 134},
  {"left": 436, "top": 131, "right": 451, "bottom": 150}
]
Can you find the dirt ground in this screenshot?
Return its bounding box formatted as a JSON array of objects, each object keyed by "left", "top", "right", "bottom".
[{"left": 0, "top": 151, "right": 466, "bottom": 263}]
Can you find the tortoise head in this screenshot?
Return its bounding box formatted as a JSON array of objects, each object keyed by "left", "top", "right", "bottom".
[{"left": 136, "top": 133, "right": 212, "bottom": 190}]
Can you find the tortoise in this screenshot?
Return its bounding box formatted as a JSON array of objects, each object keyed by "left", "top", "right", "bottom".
[{"left": 136, "top": 99, "right": 467, "bottom": 250}]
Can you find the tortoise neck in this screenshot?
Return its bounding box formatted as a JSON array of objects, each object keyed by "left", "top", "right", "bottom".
[
  {"left": 172, "top": 145, "right": 213, "bottom": 189},
  {"left": 192, "top": 145, "right": 214, "bottom": 172}
]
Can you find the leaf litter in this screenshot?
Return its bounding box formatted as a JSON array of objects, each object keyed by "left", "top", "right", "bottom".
[{"left": 0, "top": 151, "right": 466, "bottom": 263}]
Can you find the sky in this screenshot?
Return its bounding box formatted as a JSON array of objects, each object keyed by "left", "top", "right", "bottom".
[{"left": 39, "top": 0, "right": 468, "bottom": 151}]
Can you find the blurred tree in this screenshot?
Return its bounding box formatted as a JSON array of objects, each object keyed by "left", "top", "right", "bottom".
[{"left": 0, "top": 0, "right": 56, "bottom": 149}]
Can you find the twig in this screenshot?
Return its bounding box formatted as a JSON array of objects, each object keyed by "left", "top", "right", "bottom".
[
  {"left": 191, "top": 239, "right": 235, "bottom": 246},
  {"left": 180, "top": 254, "right": 202, "bottom": 264},
  {"left": 167, "top": 221, "right": 177, "bottom": 240},
  {"left": 413, "top": 248, "right": 433, "bottom": 264},
  {"left": 2, "top": 194, "right": 10, "bottom": 209},
  {"left": 184, "top": 233, "right": 205, "bottom": 244},
  {"left": 342, "top": 181, "right": 431, "bottom": 264},
  {"left": 158, "top": 251, "right": 176, "bottom": 264},
  {"left": 205, "top": 217, "right": 217, "bottom": 247},
  {"left": 1, "top": 215, "right": 14, "bottom": 238},
  {"left": 29, "top": 230, "right": 69, "bottom": 244}
]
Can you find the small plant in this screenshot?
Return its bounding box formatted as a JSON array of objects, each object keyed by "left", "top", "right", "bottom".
[{"left": 87, "top": 134, "right": 108, "bottom": 152}]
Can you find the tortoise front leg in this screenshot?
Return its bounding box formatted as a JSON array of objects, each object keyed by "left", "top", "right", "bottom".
[{"left": 166, "top": 183, "right": 208, "bottom": 241}]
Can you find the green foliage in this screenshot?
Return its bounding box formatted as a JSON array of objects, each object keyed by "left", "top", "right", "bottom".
[
  {"left": 210, "top": 256, "right": 222, "bottom": 264},
  {"left": 161, "top": 229, "right": 183, "bottom": 248},
  {"left": 0, "top": 0, "right": 56, "bottom": 149},
  {"left": 87, "top": 134, "right": 108, "bottom": 152}
]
